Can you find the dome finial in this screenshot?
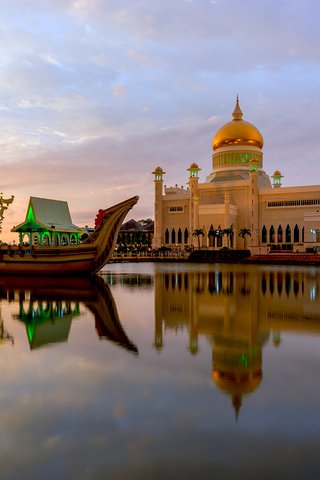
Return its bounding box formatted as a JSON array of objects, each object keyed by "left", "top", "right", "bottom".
[{"left": 232, "top": 95, "right": 243, "bottom": 121}]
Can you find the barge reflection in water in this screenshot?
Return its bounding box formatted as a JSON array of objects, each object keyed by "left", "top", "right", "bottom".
[{"left": 0, "top": 275, "right": 138, "bottom": 354}]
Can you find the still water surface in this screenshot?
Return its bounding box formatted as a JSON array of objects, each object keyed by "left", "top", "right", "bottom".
[{"left": 0, "top": 263, "right": 319, "bottom": 479}]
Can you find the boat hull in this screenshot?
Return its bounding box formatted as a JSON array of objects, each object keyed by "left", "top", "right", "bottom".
[
  {"left": 0, "top": 258, "right": 95, "bottom": 276},
  {"left": 0, "top": 196, "right": 139, "bottom": 275}
]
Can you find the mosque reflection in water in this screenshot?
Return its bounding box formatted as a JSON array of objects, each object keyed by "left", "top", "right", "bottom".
[{"left": 153, "top": 268, "right": 320, "bottom": 417}]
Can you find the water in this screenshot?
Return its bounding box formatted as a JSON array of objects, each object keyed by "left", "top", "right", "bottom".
[{"left": 0, "top": 263, "right": 319, "bottom": 480}]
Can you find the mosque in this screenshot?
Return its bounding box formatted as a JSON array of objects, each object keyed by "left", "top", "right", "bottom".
[{"left": 152, "top": 97, "right": 320, "bottom": 252}]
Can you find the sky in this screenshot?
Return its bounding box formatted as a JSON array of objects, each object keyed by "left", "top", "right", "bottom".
[{"left": 0, "top": 0, "right": 320, "bottom": 242}]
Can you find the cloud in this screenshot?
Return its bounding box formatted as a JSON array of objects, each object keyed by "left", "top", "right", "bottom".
[{"left": 0, "top": 0, "right": 318, "bottom": 243}]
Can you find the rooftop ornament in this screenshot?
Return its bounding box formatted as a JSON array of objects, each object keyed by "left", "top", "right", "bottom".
[{"left": 0, "top": 193, "right": 14, "bottom": 233}]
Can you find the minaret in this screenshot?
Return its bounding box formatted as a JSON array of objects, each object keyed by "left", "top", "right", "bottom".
[
  {"left": 249, "top": 158, "right": 259, "bottom": 249},
  {"left": 187, "top": 163, "right": 201, "bottom": 247},
  {"left": 271, "top": 170, "right": 283, "bottom": 188},
  {"left": 152, "top": 166, "right": 165, "bottom": 248}
]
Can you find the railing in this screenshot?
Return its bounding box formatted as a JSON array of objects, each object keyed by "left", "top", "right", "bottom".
[{"left": 112, "top": 251, "right": 190, "bottom": 260}]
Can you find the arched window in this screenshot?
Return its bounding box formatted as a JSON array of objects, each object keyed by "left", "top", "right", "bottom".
[
  {"left": 285, "top": 225, "right": 291, "bottom": 243},
  {"left": 171, "top": 228, "right": 176, "bottom": 244},
  {"left": 270, "top": 225, "right": 275, "bottom": 243},
  {"left": 22, "top": 234, "right": 30, "bottom": 246},
  {"left": 184, "top": 228, "right": 188, "bottom": 244},
  {"left": 294, "top": 225, "right": 299, "bottom": 243},
  {"left": 177, "top": 228, "right": 182, "bottom": 244},
  {"left": 70, "top": 234, "right": 77, "bottom": 245},
  {"left": 42, "top": 234, "right": 50, "bottom": 246},
  {"left": 33, "top": 234, "right": 39, "bottom": 246},
  {"left": 165, "top": 228, "right": 169, "bottom": 244},
  {"left": 54, "top": 235, "right": 60, "bottom": 247},
  {"left": 302, "top": 226, "right": 305, "bottom": 242},
  {"left": 262, "top": 225, "right": 267, "bottom": 243},
  {"left": 61, "top": 235, "right": 69, "bottom": 246},
  {"left": 277, "top": 225, "right": 283, "bottom": 243}
]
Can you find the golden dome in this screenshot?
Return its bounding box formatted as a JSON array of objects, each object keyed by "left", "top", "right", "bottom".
[
  {"left": 152, "top": 166, "right": 165, "bottom": 174},
  {"left": 273, "top": 170, "right": 282, "bottom": 176},
  {"left": 212, "top": 97, "right": 263, "bottom": 150}
]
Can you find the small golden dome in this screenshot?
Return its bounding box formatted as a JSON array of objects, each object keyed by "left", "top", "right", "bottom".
[
  {"left": 190, "top": 163, "right": 199, "bottom": 169},
  {"left": 152, "top": 166, "right": 165, "bottom": 174},
  {"left": 273, "top": 170, "right": 282, "bottom": 176},
  {"left": 212, "top": 97, "right": 263, "bottom": 150}
]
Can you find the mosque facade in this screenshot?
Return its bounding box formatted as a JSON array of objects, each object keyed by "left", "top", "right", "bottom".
[{"left": 152, "top": 98, "right": 320, "bottom": 252}]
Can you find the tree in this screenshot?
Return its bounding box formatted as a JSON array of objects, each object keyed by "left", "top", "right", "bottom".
[
  {"left": 138, "top": 218, "right": 153, "bottom": 226},
  {"left": 192, "top": 228, "right": 204, "bottom": 249},
  {"left": 222, "top": 226, "right": 234, "bottom": 248},
  {"left": 239, "top": 228, "right": 251, "bottom": 249}
]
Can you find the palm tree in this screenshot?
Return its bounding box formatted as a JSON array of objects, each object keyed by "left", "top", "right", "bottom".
[
  {"left": 222, "top": 226, "right": 234, "bottom": 248},
  {"left": 239, "top": 228, "right": 251, "bottom": 249},
  {"left": 192, "top": 228, "right": 204, "bottom": 249}
]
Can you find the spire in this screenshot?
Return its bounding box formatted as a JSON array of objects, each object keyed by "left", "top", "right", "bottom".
[{"left": 232, "top": 95, "right": 243, "bottom": 121}]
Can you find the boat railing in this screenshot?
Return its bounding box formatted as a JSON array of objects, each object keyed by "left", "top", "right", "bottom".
[{"left": 0, "top": 244, "right": 97, "bottom": 257}]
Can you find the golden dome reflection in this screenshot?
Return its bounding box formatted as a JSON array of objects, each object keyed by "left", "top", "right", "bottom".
[
  {"left": 212, "top": 370, "right": 262, "bottom": 397},
  {"left": 213, "top": 369, "right": 263, "bottom": 420},
  {"left": 212, "top": 97, "right": 264, "bottom": 150}
]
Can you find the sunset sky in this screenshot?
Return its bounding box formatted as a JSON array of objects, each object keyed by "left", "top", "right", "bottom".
[{"left": 0, "top": 0, "right": 320, "bottom": 242}]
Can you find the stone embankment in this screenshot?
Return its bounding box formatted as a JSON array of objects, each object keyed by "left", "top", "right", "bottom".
[
  {"left": 188, "top": 249, "right": 251, "bottom": 263},
  {"left": 111, "top": 253, "right": 189, "bottom": 262},
  {"left": 243, "top": 253, "right": 320, "bottom": 266},
  {"left": 111, "top": 250, "right": 320, "bottom": 265}
]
